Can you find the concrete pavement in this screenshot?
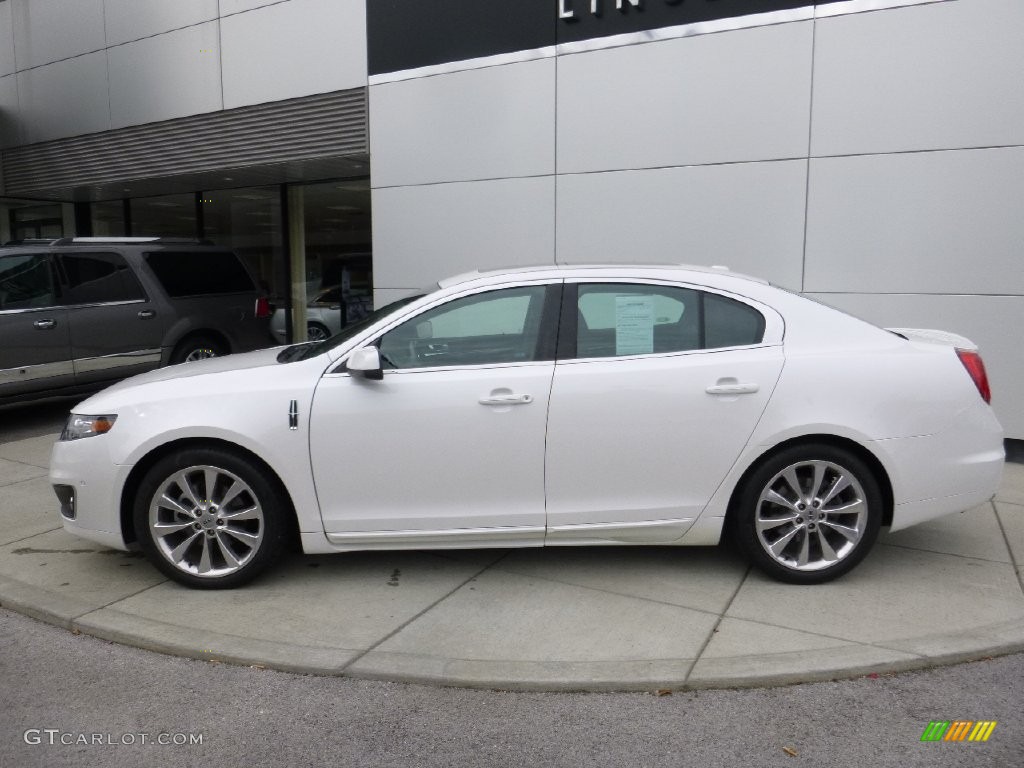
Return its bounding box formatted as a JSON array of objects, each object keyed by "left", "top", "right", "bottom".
[{"left": 1, "top": 428, "right": 1022, "bottom": 691}]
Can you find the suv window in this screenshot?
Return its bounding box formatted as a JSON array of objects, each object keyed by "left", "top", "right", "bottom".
[
  {"left": 574, "top": 283, "right": 764, "bottom": 358},
  {"left": 0, "top": 253, "right": 57, "bottom": 310},
  {"left": 145, "top": 250, "right": 255, "bottom": 297},
  {"left": 58, "top": 252, "right": 146, "bottom": 305},
  {"left": 378, "top": 286, "right": 548, "bottom": 369}
]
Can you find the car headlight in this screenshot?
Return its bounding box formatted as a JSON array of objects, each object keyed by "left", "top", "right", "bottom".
[{"left": 60, "top": 414, "right": 118, "bottom": 441}]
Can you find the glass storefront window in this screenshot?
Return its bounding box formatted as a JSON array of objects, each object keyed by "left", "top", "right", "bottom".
[
  {"left": 301, "top": 179, "right": 372, "bottom": 331},
  {"left": 130, "top": 193, "right": 197, "bottom": 238},
  {"left": 91, "top": 200, "right": 127, "bottom": 236},
  {"left": 201, "top": 186, "right": 284, "bottom": 304},
  {"left": 9, "top": 204, "right": 63, "bottom": 241}
]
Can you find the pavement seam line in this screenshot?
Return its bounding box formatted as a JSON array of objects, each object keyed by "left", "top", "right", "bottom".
[
  {"left": 491, "top": 561, "right": 743, "bottom": 621},
  {"left": 878, "top": 541, "right": 1012, "bottom": 566},
  {"left": 337, "top": 552, "right": 511, "bottom": 674},
  {"left": 70, "top": 577, "right": 171, "bottom": 623},
  {"left": 1, "top": 526, "right": 64, "bottom": 548},
  {"left": 683, "top": 564, "right": 752, "bottom": 687},
  {"left": 992, "top": 500, "right": 1024, "bottom": 596}
]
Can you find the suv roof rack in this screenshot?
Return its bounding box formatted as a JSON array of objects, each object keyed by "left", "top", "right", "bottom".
[
  {"left": 1, "top": 238, "right": 62, "bottom": 246},
  {"left": 50, "top": 237, "right": 215, "bottom": 246}
]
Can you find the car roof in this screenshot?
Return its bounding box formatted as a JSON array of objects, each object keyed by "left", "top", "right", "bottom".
[{"left": 437, "top": 263, "right": 770, "bottom": 290}]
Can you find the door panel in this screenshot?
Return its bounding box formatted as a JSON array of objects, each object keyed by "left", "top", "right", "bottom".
[
  {"left": 0, "top": 253, "right": 73, "bottom": 397},
  {"left": 545, "top": 345, "right": 784, "bottom": 543},
  {"left": 310, "top": 363, "right": 553, "bottom": 537}
]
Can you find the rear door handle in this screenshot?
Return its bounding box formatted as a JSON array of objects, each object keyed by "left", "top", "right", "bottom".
[
  {"left": 33, "top": 319, "right": 56, "bottom": 330},
  {"left": 138, "top": 309, "right": 156, "bottom": 319},
  {"left": 479, "top": 394, "right": 534, "bottom": 406},
  {"left": 706, "top": 382, "right": 759, "bottom": 395}
]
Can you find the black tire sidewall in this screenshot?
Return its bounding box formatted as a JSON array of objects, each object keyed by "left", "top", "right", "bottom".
[
  {"left": 133, "top": 447, "right": 288, "bottom": 589},
  {"left": 170, "top": 336, "right": 224, "bottom": 364},
  {"left": 732, "top": 444, "right": 883, "bottom": 585}
]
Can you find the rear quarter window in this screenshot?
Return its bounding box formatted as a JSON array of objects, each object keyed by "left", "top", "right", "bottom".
[{"left": 145, "top": 250, "right": 255, "bottom": 297}]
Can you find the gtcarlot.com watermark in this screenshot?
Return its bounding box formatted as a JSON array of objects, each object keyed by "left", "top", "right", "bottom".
[{"left": 24, "top": 729, "right": 204, "bottom": 747}]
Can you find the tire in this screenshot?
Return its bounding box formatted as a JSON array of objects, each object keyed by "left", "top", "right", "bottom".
[
  {"left": 171, "top": 335, "right": 225, "bottom": 364},
  {"left": 732, "top": 444, "right": 883, "bottom": 585},
  {"left": 133, "top": 447, "right": 290, "bottom": 589},
  {"left": 306, "top": 322, "right": 330, "bottom": 342}
]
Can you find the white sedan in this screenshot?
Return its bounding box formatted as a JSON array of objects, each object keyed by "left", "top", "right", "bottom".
[{"left": 50, "top": 265, "right": 1004, "bottom": 589}]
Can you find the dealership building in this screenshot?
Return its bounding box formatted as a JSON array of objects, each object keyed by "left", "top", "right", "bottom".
[{"left": 1, "top": 0, "right": 1022, "bottom": 438}]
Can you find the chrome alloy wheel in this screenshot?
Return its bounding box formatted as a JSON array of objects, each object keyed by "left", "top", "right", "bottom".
[
  {"left": 754, "top": 460, "right": 869, "bottom": 572},
  {"left": 148, "top": 465, "right": 265, "bottom": 578},
  {"left": 183, "top": 347, "right": 217, "bottom": 362}
]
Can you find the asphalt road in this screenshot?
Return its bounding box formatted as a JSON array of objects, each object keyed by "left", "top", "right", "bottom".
[
  {"left": 1, "top": 398, "right": 1022, "bottom": 767},
  {"left": 0, "top": 608, "right": 1021, "bottom": 768}
]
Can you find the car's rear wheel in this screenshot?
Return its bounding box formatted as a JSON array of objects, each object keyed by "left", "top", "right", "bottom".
[
  {"left": 733, "top": 444, "right": 882, "bottom": 584},
  {"left": 133, "top": 447, "right": 290, "bottom": 589},
  {"left": 171, "top": 335, "right": 225, "bottom": 364}
]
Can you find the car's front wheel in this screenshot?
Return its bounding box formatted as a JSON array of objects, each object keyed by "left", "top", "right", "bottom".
[
  {"left": 732, "top": 444, "right": 883, "bottom": 584},
  {"left": 133, "top": 447, "right": 290, "bottom": 589}
]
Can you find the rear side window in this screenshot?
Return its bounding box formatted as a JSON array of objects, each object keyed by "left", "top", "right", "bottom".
[
  {"left": 58, "top": 252, "right": 145, "bottom": 305},
  {"left": 145, "top": 250, "right": 255, "bottom": 297},
  {"left": 0, "top": 253, "right": 56, "bottom": 310},
  {"left": 573, "top": 283, "right": 765, "bottom": 359}
]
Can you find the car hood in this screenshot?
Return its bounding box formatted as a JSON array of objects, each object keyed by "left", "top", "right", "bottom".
[{"left": 74, "top": 346, "right": 291, "bottom": 410}]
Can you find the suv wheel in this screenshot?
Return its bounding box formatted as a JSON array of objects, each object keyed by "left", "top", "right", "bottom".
[{"left": 172, "top": 335, "right": 225, "bottom": 364}]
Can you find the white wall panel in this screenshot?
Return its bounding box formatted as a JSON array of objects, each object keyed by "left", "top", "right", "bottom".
[
  {"left": 374, "top": 288, "right": 424, "bottom": 309},
  {"left": 371, "top": 59, "right": 555, "bottom": 188},
  {"left": 805, "top": 292, "right": 1024, "bottom": 438},
  {"left": 805, "top": 148, "right": 1024, "bottom": 296},
  {"left": 0, "top": 0, "right": 15, "bottom": 76},
  {"left": 0, "top": 73, "right": 21, "bottom": 147},
  {"left": 108, "top": 22, "right": 222, "bottom": 129},
  {"left": 555, "top": 161, "right": 808, "bottom": 290},
  {"left": 221, "top": 0, "right": 365, "bottom": 110},
  {"left": 220, "top": 0, "right": 284, "bottom": 14},
  {"left": 557, "top": 21, "right": 813, "bottom": 174},
  {"left": 11, "top": 0, "right": 105, "bottom": 70},
  {"left": 372, "top": 177, "right": 555, "bottom": 290},
  {"left": 813, "top": 0, "right": 1024, "bottom": 156},
  {"left": 104, "top": 0, "right": 219, "bottom": 47},
  {"left": 16, "top": 51, "right": 109, "bottom": 143}
]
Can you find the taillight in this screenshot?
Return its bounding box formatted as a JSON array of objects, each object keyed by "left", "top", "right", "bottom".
[
  {"left": 255, "top": 296, "right": 271, "bottom": 319},
  {"left": 956, "top": 348, "right": 991, "bottom": 404}
]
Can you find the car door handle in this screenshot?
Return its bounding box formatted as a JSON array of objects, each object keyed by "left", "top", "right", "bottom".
[
  {"left": 706, "top": 382, "right": 759, "bottom": 395},
  {"left": 33, "top": 319, "right": 56, "bottom": 330},
  {"left": 138, "top": 309, "right": 156, "bottom": 319},
  {"left": 479, "top": 394, "right": 534, "bottom": 406}
]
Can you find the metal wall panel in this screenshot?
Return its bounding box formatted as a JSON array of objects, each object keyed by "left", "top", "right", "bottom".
[
  {"left": 11, "top": 0, "right": 105, "bottom": 70},
  {"left": 103, "top": 0, "right": 219, "bottom": 47},
  {"left": 15, "top": 51, "right": 110, "bottom": 144},
  {"left": 370, "top": 59, "right": 555, "bottom": 188},
  {"left": 557, "top": 21, "right": 814, "bottom": 174},
  {"left": 556, "top": 160, "right": 808, "bottom": 291},
  {"left": 372, "top": 176, "right": 556, "bottom": 290},
  {"left": 221, "top": 0, "right": 367, "bottom": 109},
  {"left": 108, "top": 22, "right": 223, "bottom": 129},
  {"left": 805, "top": 148, "right": 1024, "bottom": 296},
  {"left": 0, "top": 0, "right": 15, "bottom": 77},
  {"left": 812, "top": 0, "right": 1024, "bottom": 155}
]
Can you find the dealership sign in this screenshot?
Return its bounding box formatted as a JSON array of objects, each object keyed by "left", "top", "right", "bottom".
[{"left": 368, "top": 0, "right": 849, "bottom": 76}]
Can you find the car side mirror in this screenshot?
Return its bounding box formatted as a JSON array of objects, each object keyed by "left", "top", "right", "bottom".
[{"left": 347, "top": 347, "right": 383, "bottom": 380}]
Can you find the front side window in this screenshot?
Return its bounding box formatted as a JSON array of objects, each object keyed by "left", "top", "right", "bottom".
[
  {"left": 58, "top": 252, "right": 145, "bottom": 305},
  {"left": 574, "top": 283, "right": 764, "bottom": 359},
  {"left": 0, "top": 253, "right": 56, "bottom": 310},
  {"left": 377, "top": 285, "right": 549, "bottom": 370}
]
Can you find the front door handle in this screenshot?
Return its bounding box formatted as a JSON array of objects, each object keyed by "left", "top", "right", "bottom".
[
  {"left": 479, "top": 393, "right": 534, "bottom": 406},
  {"left": 33, "top": 319, "right": 56, "bottom": 330},
  {"left": 706, "top": 382, "right": 759, "bottom": 395},
  {"left": 138, "top": 309, "right": 156, "bottom": 319}
]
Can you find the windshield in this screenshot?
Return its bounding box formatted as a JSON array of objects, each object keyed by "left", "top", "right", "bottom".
[{"left": 283, "top": 294, "right": 425, "bottom": 362}]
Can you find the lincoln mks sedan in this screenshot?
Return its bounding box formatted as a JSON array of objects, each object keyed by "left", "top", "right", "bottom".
[{"left": 50, "top": 265, "right": 1004, "bottom": 589}]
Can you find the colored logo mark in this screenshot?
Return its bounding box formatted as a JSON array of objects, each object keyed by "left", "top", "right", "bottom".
[{"left": 920, "top": 721, "right": 997, "bottom": 742}]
